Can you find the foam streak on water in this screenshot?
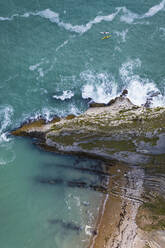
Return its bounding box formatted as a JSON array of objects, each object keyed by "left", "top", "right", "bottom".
[
  {"left": 25, "top": 8, "right": 120, "bottom": 34},
  {"left": 53, "top": 90, "right": 74, "bottom": 101},
  {"left": 120, "top": 0, "right": 165, "bottom": 24},
  {"left": 0, "top": 105, "right": 13, "bottom": 144},
  {"left": 143, "top": 0, "right": 165, "bottom": 18}
]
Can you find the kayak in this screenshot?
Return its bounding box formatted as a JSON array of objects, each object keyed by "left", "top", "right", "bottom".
[
  {"left": 100, "top": 32, "right": 110, "bottom": 34},
  {"left": 101, "top": 35, "right": 111, "bottom": 40}
]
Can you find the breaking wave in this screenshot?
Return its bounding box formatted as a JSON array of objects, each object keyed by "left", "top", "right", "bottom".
[
  {"left": 120, "top": 59, "right": 165, "bottom": 107},
  {"left": 81, "top": 70, "right": 117, "bottom": 104},
  {"left": 80, "top": 60, "right": 165, "bottom": 107},
  {"left": 142, "top": 0, "right": 165, "bottom": 18},
  {"left": 0, "top": 8, "right": 119, "bottom": 33},
  {"left": 1, "top": 0, "right": 165, "bottom": 32},
  {"left": 35, "top": 8, "right": 119, "bottom": 33},
  {"left": 0, "top": 105, "right": 15, "bottom": 166},
  {"left": 120, "top": 0, "right": 165, "bottom": 23},
  {"left": 0, "top": 105, "right": 13, "bottom": 144}
]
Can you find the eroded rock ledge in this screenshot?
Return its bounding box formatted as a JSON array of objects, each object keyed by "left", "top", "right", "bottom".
[{"left": 12, "top": 96, "right": 165, "bottom": 248}]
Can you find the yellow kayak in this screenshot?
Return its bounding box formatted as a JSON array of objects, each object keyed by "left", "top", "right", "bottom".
[{"left": 102, "top": 35, "right": 111, "bottom": 40}]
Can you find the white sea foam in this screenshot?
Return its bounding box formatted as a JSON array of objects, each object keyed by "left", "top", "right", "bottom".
[
  {"left": 29, "top": 62, "right": 43, "bottom": 71},
  {"left": 24, "top": 101, "right": 80, "bottom": 124},
  {"left": 53, "top": 90, "right": 74, "bottom": 101},
  {"left": 119, "top": 7, "right": 139, "bottom": 24},
  {"left": 81, "top": 70, "right": 117, "bottom": 104},
  {"left": 127, "top": 80, "right": 162, "bottom": 106},
  {"left": 0, "top": 105, "right": 13, "bottom": 144},
  {"left": 32, "top": 107, "right": 55, "bottom": 121},
  {"left": 160, "top": 27, "right": 165, "bottom": 39},
  {"left": 120, "top": 0, "right": 165, "bottom": 24},
  {"left": 0, "top": 105, "right": 15, "bottom": 166},
  {"left": 69, "top": 104, "right": 81, "bottom": 116},
  {"left": 119, "top": 58, "right": 141, "bottom": 83},
  {"left": 119, "top": 59, "right": 165, "bottom": 107},
  {"left": 56, "top": 40, "right": 68, "bottom": 52},
  {"left": 81, "top": 61, "right": 165, "bottom": 107},
  {"left": 114, "top": 29, "right": 129, "bottom": 42},
  {"left": 38, "top": 68, "right": 44, "bottom": 77},
  {"left": 0, "top": 146, "right": 16, "bottom": 166},
  {"left": 0, "top": 14, "right": 18, "bottom": 21},
  {"left": 29, "top": 59, "right": 54, "bottom": 79},
  {"left": 142, "top": 0, "right": 165, "bottom": 18},
  {"left": 35, "top": 8, "right": 119, "bottom": 34}
]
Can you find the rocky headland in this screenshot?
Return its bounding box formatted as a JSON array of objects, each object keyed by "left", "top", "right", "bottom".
[{"left": 12, "top": 95, "right": 165, "bottom": 248}]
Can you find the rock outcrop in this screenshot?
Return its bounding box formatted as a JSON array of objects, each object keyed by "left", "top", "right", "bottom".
[
  {"left": 11, "top": 96, "right": 165, "bottom": 248},
  {"left": 12, "top": 96, "right": 165, "bottom": 165}
]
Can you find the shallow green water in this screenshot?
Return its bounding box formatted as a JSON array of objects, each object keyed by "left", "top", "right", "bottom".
[
  {"left": 0, "top": 138, "right": 104, "bottom": 248},
  {"left": 0, "top": 0, "right": 165, "bottom": 247}
]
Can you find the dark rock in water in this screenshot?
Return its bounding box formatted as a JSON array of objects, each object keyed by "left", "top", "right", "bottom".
[
  {"left": 63, "top": 222, "right": 82, "bottom": 232},
  {"left": 144, "top": 99, "right": 152, "bottom": 108},
  {"left": 107, "top": 96, "right": 134, "bottom": 107},
  {"left": 49, "top": 219, "right": 82, "bottom": 233},
  {"left": 84, "top": 97, "right": 92, "bottom": 103},
  {"left": 44, "top": 162, "right": 110, "bottom": 177},
  {"left": 107, "top": 98, "right": 116, "bottom": 106},
  {"left": 120, "top": 89, "right": 128, "bottom": 97},
  {"left": 144, "top": 90, "right": 161, "bottom": 108},
  {"left": 90, "top": 184, "right": 108, "bottom": 194},
  {"left": 36, "top": 177, "right": 64, "bottom": 185},
  {"left": 36, "top": 176, "right": 108, "bottom": 193},
  {"left": 92, "top": 229, "right": 98, "bottom": 236},
  {"left": 68, "top": 180, "right": 88, "bottom": 188},
  {"left": 89, "top": 101, "right": 106, "bottom": 108}
]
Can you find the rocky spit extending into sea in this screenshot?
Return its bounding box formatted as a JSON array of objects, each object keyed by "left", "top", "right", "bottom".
[{"left": 12, "top": 94, "right": 165, "bottom": 248}]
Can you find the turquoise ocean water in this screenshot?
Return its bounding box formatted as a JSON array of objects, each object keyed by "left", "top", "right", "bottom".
[{"left": 0, "top": 0, "right": 165, "bottom": 247}]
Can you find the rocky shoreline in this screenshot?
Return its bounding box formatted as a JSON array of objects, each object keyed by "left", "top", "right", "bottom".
[{"left": 12, "top": 96, "right": 165, "bottom": 248}]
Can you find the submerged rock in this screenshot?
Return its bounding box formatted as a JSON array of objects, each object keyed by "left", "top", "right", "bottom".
[
  {"left": 144, "top": 90, "right": 161, "bottom": 108},
  {"left": 49, "top": 219, "right": 82, "bottom": 233},
  {"left": 120, "top": 89, "right": 128, "bottom": 97}
]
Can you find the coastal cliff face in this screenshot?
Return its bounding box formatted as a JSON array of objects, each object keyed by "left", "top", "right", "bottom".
[{"left": 12, "top": 97, "right": 165, "bottom": 248}]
